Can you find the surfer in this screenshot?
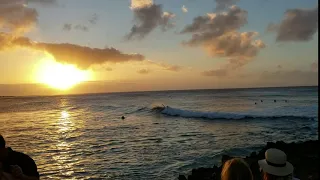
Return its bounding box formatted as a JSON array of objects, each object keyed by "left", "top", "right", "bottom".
[
  {"left": 121, "top": 116, "right": 125, "bottom": 120},
  {"left": 274, "top": 100, "right": 277, "bottom": 102}
]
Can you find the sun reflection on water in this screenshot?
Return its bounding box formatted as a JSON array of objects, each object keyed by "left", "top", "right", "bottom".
[
  {"left": 61, "top": 111, "right": 70, "bottom": 119},
  {"left": 58, "top": 110, "right": 72, "bottom": 133},
  {"left": 54, "top": 99, "right": 77, "bottom": 177}
]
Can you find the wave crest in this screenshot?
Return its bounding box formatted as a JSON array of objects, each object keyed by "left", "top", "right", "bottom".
[{"left": 159, "top": 106, "right": 315, "bottom": 120}]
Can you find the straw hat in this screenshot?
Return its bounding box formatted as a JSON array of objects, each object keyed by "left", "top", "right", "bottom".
[{"left": 258, "top": 148, "right": 293, "bottom": 176}]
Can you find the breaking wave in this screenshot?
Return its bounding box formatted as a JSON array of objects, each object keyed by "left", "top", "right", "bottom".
[{"left": 153, "top": 105, "right": 315, "bottom": 120}]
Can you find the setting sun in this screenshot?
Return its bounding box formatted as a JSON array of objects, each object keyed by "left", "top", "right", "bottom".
[{"left": 35, "top": 56, "right": 92, "bottom": 90}]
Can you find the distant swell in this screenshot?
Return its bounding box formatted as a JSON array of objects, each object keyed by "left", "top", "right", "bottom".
[{"left": 158, "top": 106, "right": 315, "bottom": 120}]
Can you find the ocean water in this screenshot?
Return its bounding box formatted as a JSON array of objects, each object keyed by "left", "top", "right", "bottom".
[{"left": 0, "top": 86, "right": 318, "bottom": 180}]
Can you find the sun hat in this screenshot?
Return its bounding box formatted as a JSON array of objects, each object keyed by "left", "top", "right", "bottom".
[{"left": 258, "top": 148, "right": 294, "bottom": 176}]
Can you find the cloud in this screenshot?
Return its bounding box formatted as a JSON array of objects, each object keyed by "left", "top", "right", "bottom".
[
  {"left": 202, "top": 32, "right": 265, "bottom": 59},
  {"left": 0, "top": 0, "right": 144, "bottom": 70},
  {"left": 74, "top": 24, "right": 89, "bottom": 32},
  {"left": 267, "top": 6, "right": 318, "bottom": 42},
  {"left": 182, "top": 6, "right": 265, "bottom": 76},
  {"left": 0, "top": 33, "right": 145, "bottom": 69},
  {"left": 126, "top": 0, "right": 175, "bottom": 40},
  {"left": 37, "top": 43, "right": 145, "bottom": 69},
  {"left": 144, "top": 60, "right": 182, "bottom": 72},
  {"left": 62, "top": 14, "right": 98, "bottom": 32},
  {"left": 62, "top": 23, "right": 72, "bottom": 31},
  {"left": 62, "top": 24, "right": 89, "bottom": 32},
  {"left": 0, "top": 0, "right": 38, "bottom": 33},
  {"left": 215, "top": 0, "right": 239, "bottom": 11},
  {"left": 181, "top": 6, "right": 247, "bottom": 40},
  {"left": 0, "top": 32, "right": 33, "bottom": 50},
  {"left": 182, "top": 5, "right": 188, "bottom": 13},
  {"left": 130, "top": 0, "right": 153, "bottom": 9},
  {"left": 89, "top": 13, "right": 98, "bottom": 25},
  {"left": 137, "top": 69, "right": 151, "bottom": 74}
]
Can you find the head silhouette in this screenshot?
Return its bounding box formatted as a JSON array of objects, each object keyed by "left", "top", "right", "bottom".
[
  {"left": 0, "top": 135, "right": 8, "bottom": 161},
  {"left": 0, "top": 135, "right": 5, "bottom": 149},
  {"left": 221, "top": 158, "right": 253, "bottom": 180}
]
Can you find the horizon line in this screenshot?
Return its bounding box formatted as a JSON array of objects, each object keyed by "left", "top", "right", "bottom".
[{"left": 0, "top": 85, "right": 317, "bottom": 98}]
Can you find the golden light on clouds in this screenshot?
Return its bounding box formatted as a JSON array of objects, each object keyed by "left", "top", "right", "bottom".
[{"left": 34, "top": 55, "right": 92, "bottom": 90}]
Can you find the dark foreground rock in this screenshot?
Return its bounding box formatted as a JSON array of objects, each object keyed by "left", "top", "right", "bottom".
[{"left": 178, "top": 140, "right": 319, "bottom": 180}]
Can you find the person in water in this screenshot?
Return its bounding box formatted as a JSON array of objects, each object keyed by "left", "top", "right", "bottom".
[
  {"left": 221, "top": 158, "right": 253, "bottom": 180},
  {"left": 259, "top": 148, "right": 299, "bottom": 180},
  {"left": 0, "top": 135, "right": 39, "bottom": 180}
]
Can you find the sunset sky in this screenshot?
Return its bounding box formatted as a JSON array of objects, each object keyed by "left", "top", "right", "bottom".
[{"left": 0, "top": 0, "right": 318, "bottom": 96}]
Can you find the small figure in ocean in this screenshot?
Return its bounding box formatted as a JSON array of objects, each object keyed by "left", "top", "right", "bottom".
[
  {"left": 261, "top": 100, "right": 263, "bottom": 102},
  {"left": 221, "top": 158, "right": 253, "bottom": 180},
  {"left": 285, "top": 100, "right": 288, "bottom": 102},
  {"left": 274, "top": 100, "right": 277, "bottom": 102},
  {"left": 255, "top": 102, "right": 257, "bottom": 105},
  {"left": 121, "top": 116, "right": 125, "bottom": 120}
]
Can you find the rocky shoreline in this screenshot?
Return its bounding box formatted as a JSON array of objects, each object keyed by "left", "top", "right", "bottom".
[{"left": 178, "top": 140, "right": 319, "bottom": 180}]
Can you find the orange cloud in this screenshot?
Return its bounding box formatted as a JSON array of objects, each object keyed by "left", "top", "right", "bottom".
[
  {"left": 130, "top": 0, "right": 153, "bottom": 9},
  {"left": 0, "top": 33, "right": 145, "bottom": 69},
  {"left": 182, "top": 5, "right": 188, "bottom": 13},
  {"left": 0, "top": 0, "right": 38, "bottom": 33}
]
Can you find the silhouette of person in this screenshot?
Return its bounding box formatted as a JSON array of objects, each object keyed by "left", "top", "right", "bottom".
[
  {"left": 0, "top": 135, "right": 39, "bottom": 180},
  {"left": 221, "top": 158, "right": 253, "bottom": 180}
]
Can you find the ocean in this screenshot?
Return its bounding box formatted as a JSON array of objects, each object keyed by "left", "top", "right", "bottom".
[{"left": 0, "top": 86, "right": 318, "bottom": 180}]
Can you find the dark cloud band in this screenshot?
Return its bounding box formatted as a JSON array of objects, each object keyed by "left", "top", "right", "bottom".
[{"left": 0, "top": 33, "right": 145, "bottom": 69}]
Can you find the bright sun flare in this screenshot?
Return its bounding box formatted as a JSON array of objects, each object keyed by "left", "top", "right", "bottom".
[{"left": 35, "top": 56, "right": 92, "bottom": 90}]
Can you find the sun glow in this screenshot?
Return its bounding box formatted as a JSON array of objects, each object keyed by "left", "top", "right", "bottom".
[{"left": 35, "top": 56, "right": 92, "bottom": 90}]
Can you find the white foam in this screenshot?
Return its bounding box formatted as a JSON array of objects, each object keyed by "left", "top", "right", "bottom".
[
  {"left": 161, "top": 106, "right": 248, "bottom": 120},
  {"left": 160, "top": 106, "right": 316, "bottom": 120}
]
